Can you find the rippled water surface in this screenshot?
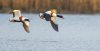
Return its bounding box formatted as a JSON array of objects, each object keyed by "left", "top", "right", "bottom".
[{"left": 0, "top": 14, "right": 100, "bottom": 51}]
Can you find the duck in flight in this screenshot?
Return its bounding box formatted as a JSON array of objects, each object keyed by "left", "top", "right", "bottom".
[
  {"left": 9, "top": 10, "right": 30, "bottom": 33},
  {"left": 39, "top": 9, "right": 64, "bottom": 32}
]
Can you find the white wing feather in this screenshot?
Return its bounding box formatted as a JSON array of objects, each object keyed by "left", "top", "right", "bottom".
[{"left": 23, "top": 21, "right": 30, "bottom": 33}]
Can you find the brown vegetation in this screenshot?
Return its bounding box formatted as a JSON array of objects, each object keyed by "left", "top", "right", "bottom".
[{"left": 0, "top": 0, "right": 99, "bottom": 13}]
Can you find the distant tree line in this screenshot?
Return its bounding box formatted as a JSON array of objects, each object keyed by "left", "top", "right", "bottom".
[{"left": 0, "top": 0, "right": 99, "bottom": 13}]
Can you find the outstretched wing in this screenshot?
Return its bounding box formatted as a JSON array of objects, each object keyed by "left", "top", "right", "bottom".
[
  {"left": 22, "top": 21, "right": 30, "bottom": 33},
  {"left": 13, "top": 10, "right": 22, "bottom": 18},
  {"left": 50, "top": 16, "right": 58, "bottom": 32}
]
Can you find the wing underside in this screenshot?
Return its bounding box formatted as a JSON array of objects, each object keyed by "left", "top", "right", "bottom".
[
  {"left": 50, "top": 17, "right": 58, "bottom": 32},
  {"left": 22, "top": 21, "right": 30, "bottom": 33}
]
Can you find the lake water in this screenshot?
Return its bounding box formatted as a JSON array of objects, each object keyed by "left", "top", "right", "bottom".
[{"left": 0, "top": 14, "right": 100, "bottom": 51}]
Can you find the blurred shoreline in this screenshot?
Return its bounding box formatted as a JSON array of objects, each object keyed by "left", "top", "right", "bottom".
[{"left": 0, "top": 0, "right": 99, "bottom": 14}]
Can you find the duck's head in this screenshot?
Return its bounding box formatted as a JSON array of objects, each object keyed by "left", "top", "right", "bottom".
[
  {"left": 39, "top": 13, "right": 45, "bottom": 19},
  {"left": 39, "top": 13, "right": 43, "bottom": 17},
  {"left": 9, "top": 18, "right": 15, "bottom": 22}
]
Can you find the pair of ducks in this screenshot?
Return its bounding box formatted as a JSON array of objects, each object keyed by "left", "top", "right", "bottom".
[{"left": 9, "top": 10, "right": 64, "bottom": 33}]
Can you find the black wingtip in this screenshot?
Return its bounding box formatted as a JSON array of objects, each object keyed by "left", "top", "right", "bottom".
[
  {"left": 56, "top": 29, "right": 59, "bottom": 32},
  {"left": 50, "top": 21, "right": 59, "bottom": 32},
  {"left": 55, "top": 26, "right": 59, "bottom": 32}
]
